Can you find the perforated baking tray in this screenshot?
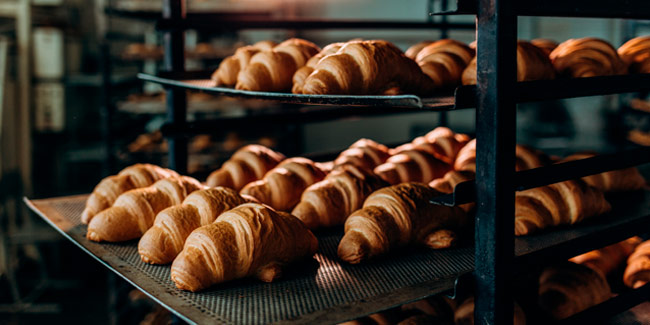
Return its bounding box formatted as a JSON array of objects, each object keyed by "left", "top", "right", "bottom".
[{"left": 24, "top": 195, "right": 473, "bottom": 324}]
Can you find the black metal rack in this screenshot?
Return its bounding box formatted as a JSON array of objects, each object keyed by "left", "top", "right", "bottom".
[{"left": 74, "top": 0, "right": 650, "bottom": 323}]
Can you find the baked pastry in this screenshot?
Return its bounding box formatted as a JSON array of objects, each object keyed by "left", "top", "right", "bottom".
[
  {"left": 236, "top": 38, "right": 320, "bottom": 92},
  {"left": 86, "top": 176, "right": 203, "bottom": 242},
  {"left": 453, "top": 139, "right": 546, "bottom": 172},
  {"left": 619, "top": 35, "right": 650, "bottom": 74},
  {"left": 138, "top": 187, "right": 252, "bottom": 264},
  {"left": 392, "top": 127, "right": 470, "bottom": 165},
  {"left": 300, "top": 40, "right": 435, "bottom": 95},
  {"left": 211, "top": 40, "right": 277, "bottom": 87},
  {"left": 240, "top": 157, "right": 327, "bottom": 211},
  {"left": 570, "top": 237, "right": 642, "bottom": 277},
  {"left": 206, "top": 144, "right": 285, "bottom": 190},
  {"left": 374, "top": 145, "right": 452, "bottom": 185},
  {"left": 429, "top": 170, "right": 476, "bottom": 213},
  {"left": 333, "top": 138, "right": 390, "bottom": 171},
  {"left": 462, "top": 40, "right": 555, "bottom": 85},
  {"left": 405, "top": 40, "right": 434, "bottom": 60},
  {"left": 514, "top": 180, "right": 611, "bottom": 236},
  {"left": 292, "top": 164, "right": 387, "bottom": 229},
  {"left": 414, "top": 39, "right": 475, "bottom": 88},
  {"left": 454, "top": 296, "right": 526, "bottom": 325},
  {"left": 82, "top": 164, "right": 179, "bottom": 224},
  {"left": 171, "top": 203, "right": 318, "bottom": 292},
  {"left": 624, "top": 239, "right": 650, "bottom": 288},
  {"left": 550, "top": 37, "right": 626, "bottom": 78},
  {"left": 538, "top": 262, "right": 611, "bottom": 320},
  {"left": 338, "top": 183, "right": 469, "bottom": 264},
  {"left": 292, "top": 42, "right": 344, "bottom": 94},
  {"left": 560, "top": 152, "right": 646, "bottom": 192},
  {"left": 531, "top": 38, "right": 559, "bottom": 57}
]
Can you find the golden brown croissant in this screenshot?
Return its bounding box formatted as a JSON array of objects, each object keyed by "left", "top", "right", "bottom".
[
  {"left": 550, "top": 37, "right": 626, "bottom": 78},
  {"left": 405, "top": 40, "right": 434, "bottom": 60},
  {"left": 292, "top": 42, "right": 344, "bottom": 94},
  {"left": 570, "top": 237, "right": 642, "bottom": 277},
  {"left": 171, "top": 203, "right": 318, "bottom": 292},
  {"left": 82, "top": 164, "right": 178, "bottom": 224},
  {"left": 211, "top": 40, "right": 277, "bottom": 87},
  {"left": 86, "top": 176, "right": 203, "bottom": 242},
  {"left": 206, "top": 144, "right": 285, "bottom": 190},
  {"left": 301, "top": 40, "right": 435, "bottom": 95},
  {"left": 334, "top": 138, "right": 390, "bottom": 172},
  {"left": 292, "top": 164, "right": 387, "bottom": 229},
  {"left": 619, "top": 35, "right": 650, "bottom": 74},
  {"left": 235, "top": 38, "right": 320, "bottom": 92},
  {"left": 514, "top": 180, "right": 611, "bottom": 236},
  {"left": 531, "top": 38, "right": 559, "bottom": 57},
  {"left": 240, "top": 157, "right": 327, "bottom": 211},
  {"left": 337, "top": 183, "right": 469, "bottom": 264},
  {"left": 453, "top": 139, "right": 545, "bottom": 172},
  {"left": 414, "top": 39, "right": 475, "bottom": 88},
  {"left": 624, "top": 239, "right": 650, "bottom": 288},
  {"left": 560, "top": 152, "right": 646, "bottom": 192},
  {"left": 138, "top": 187, "right": 251, "bottom": 265},
  {"left": 538, "top": 262, "right": 611, "bottom": 320},
  {"left": 429, "top": 170, "right": 476, "bottom": 213},
  {"left": 392, "top": 127, "right": 470, "bottom": 165},
  {"left": 374, "top": 145, "right": 452, "bottom": 185},
  {"left": 462, "top": 40, "right": 555, "bottom": 85},
  {"left": 454, "top": 296, "right": 526, "bottom": 325}
]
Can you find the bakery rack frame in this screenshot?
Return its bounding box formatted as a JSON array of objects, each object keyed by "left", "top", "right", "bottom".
[{"left": 25, "top": 0, "right": 650, "bottom": 324}]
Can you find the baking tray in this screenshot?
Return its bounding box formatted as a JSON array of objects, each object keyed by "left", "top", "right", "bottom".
[{"left": 24, "top": 195, "right": 473, "bottom": 324}]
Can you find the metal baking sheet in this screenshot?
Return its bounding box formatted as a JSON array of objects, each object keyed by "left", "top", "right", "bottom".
[
  {"left": 25, "top": 195, "right": 473, "bottom": 324},
  {"left": 137, "top": 73, "right": 457, "bottom": 110}
]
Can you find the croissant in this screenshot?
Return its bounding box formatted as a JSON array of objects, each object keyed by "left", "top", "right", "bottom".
[
  {"left": 561, "top": 152, "right": 646, "bottom": 192},
  {"left": 569, "top": 237, "right": 642, "bottom": 277},
  {"left": 538, "top": 262, "right": 611, "bottom": 320},
  {"left": 624, "top": 239, "right": 650, "bottom": 288},
  {"left": 453, "top": 139, "right": 545, "bottom": 172},
  {"left": 300, "top": 40, "right": 435, "bottom": 95},
  {"left": 236, "top": 38, "right": 320, "bottom": 92},
  {"left": 82, "top": 164, "right": 178, "bottom": 224},
  {"left": 374, "top": 146, "right": 452, "bottom": 185},
  {"left": 138, "top": 187, "right": 251, "bottom": 265},
  {"left": 550, "top": 37, "right": 626, "bottom": 78},
  {"left": 292, "top": 42, "right": 344, "bottom": 94},
  {"left": 462, "top": 40, "right": 555, "bottom": 85},
  {"left": 619, "top": 35, "right": 650, "bottom": 74},
  {"left": 531, "top": 38, "right": 558, "bottom": 57},
  {"left": 404, "top": 40, "right": 434, "bottom": 60},
  {"left": 211, "top": 40, "right": 277, "bottom": 87},
  {"left": 240, "top": 157, "right": 327, "bottom": 211},
  {"left": 454, "top": 296, "right": 526, "bottom": 325},
  {"left": 414, "top": 39, "right": 475, "bottom": 88},
  {"left": 292, "top": 164, "right": 387, "bottom": 229},
  {"left": 171, "top": 203, "right": 318, "bottom": 292},
  {"left": 333, "top": 138, "right": 390, "bottom": 171},
  {"left": 514, "top": 179, "right": 611, "bottom": 236},
  {"left": 87, "top": 176, "right": 203, "bottom": 242},
  {"left": 337, "top": 183, "right": 469, "bottom": 264},
  {"left": 206, "top": 144, "right": 285, "bottom": 190},
  {"left": 392, "top": 126, "right": 470, "bottom": 164},
  {"left": 429, "top": 170, "right": 476, "bottom": 213}
]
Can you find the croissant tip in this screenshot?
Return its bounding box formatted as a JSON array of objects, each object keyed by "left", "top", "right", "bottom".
[
  {"left": 337, "top": 232, "right": 369, "bottom": 264},
  {"left": 86, "top": 230, "right": 101, "bottom": 242}
]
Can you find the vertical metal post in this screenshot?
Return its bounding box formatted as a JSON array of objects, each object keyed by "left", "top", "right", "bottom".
[
  {"left": 474, "top": 0, "right": 517, "bottom": 323},
  {"left": 162, "top": 0, "right": 187, "bottom": 174},
  {"left": 17, "top": 0, "right": 31, "bottom": 195},
  {"left": 99, "top": 41, "right": 114, "bottom": 176}
]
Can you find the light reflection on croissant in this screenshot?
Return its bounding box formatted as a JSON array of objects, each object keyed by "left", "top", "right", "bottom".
[
  {"left": 138, "top": 187, "right": 251, "bottom": 265},
  {"left": 206, "top": 144, "right": 285, "bottom": 190},
  {"left": 86, "top": 176, "right": 203, "bottom": 242},
  {"left": 337, "top": 183, "right": 469, "bottom": 264},
  {"left": 236, "top": 38, "right": 320, "bottom": 92},
  {"left": 292, "top": 42, "right": 344, "bottom": 94},
  {"left": 301, "top": 40, "right": 435, "bottom": 95},
  {"left": 211, "top": 40, "right": 277, "bottom": 87},
  {"left": 462, "top": 40, "right": 555, "bottom": 85},
  {"left": 550, "top": 37, "right": 626, "bottom": 78},
  {"left": 413, "top": 39, "right": 475, "bottom": 88},
  {"left": 619, "top": 35, "right": 650, "bottom": 74},
  {"left": 171, "top": 203, "right": 318, "bottom": 292},
  {"left": 333, "top": 138, "right": 390, "bottom": 172},
  {"left": 82, "top": 164, "right": 178, "bottom": 224}
]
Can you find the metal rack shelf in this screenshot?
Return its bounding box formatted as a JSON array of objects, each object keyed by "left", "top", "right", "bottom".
[
  {"left": 437, "top": 0, "right": 650, "bottom": 18},
  {"left": 24, "top": 187, "right": 650, "bottom": 324}
]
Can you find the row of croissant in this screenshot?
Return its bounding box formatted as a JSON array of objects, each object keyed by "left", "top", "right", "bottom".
[
  {"left": 209, "top": 35, "right": 650, "bottom": 95},
  {"left": 341, "top": 237, "right": 650, "bottom": 324},
  {"left": 79, "top": 127, "right": 646, "bottom": 292}
]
